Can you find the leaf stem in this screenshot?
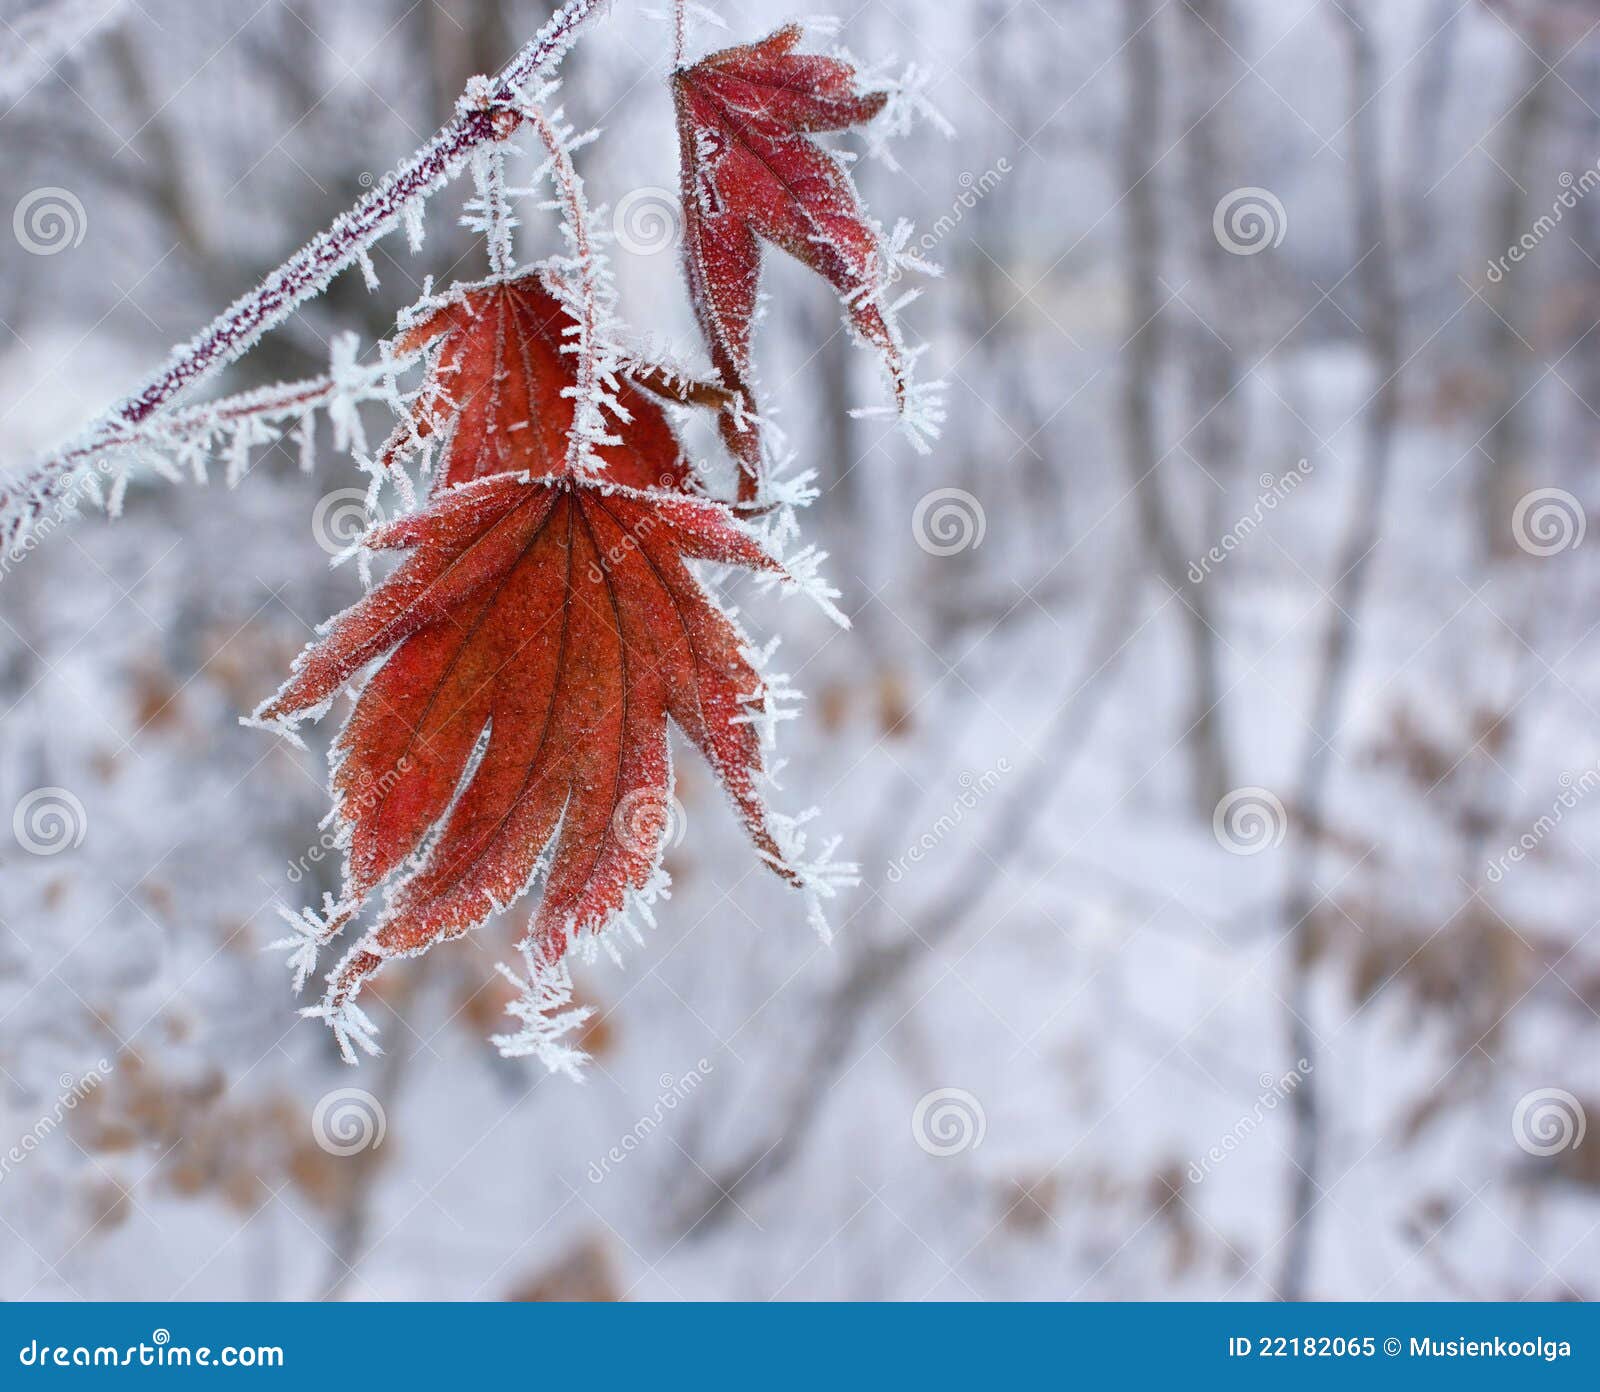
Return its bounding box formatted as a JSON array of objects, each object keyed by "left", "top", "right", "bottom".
[{"left": 521, "top": 101, "right": 605, "bottom": 477}]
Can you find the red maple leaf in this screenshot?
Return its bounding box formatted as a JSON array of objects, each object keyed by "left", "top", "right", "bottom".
[
  {"left": 258, "top": 276, "right": 811, "bottom": 1061},
  {"left": 673, "top": 23, "right": 906, "bottom": 493}
]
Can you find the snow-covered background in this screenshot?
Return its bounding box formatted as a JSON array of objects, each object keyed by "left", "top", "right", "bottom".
[{"left": 1, "top": 0, "right": 1598, "bottom": 1300}]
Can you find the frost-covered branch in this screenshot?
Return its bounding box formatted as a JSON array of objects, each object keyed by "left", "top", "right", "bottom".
[
  {"left": 1, "top": 338, "right": 409, "bottom": 556},
  {"left": 2, "top": 0, "right": 606, "bottom": 547}
]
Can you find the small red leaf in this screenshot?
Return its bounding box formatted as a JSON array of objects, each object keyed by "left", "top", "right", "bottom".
[{"left": 674, "top": 24, "right": 907, "bottom": 492}]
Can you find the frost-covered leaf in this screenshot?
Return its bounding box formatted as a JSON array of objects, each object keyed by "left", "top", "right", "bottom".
[
  {"left": 673, "top": 23, "right": 917, "bottom": 487},
  {"left": 255, "top": 276, "right": 818, "bottom": 1059}
]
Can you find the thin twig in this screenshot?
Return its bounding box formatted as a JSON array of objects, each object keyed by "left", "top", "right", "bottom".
[{"left": 1118, "top": 0, "right": 1233, "bottom": 817}]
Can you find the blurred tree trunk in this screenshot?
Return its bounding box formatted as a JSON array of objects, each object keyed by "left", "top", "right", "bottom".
[
  {"left": 1119, "top": 0, "right": 1234, "bottom": 818},
  {"left": 1402, "top": 0, "right": 1463, "bottom": 274},
  {"left": 1178, "top": 0, "right": 1245, "bottom": 549},
  {"left": 811, "top": 302, "right": 915, "bottom": 735},
  {"left": 1279, "top": 0, "right": 1403, "bottom": 1302},
  {"left": 813, "top": 305, "right": 870, "bottom": 591},
  {"left": 1480, "top": 43, "right": 1554, "bottom": 558},
  {"left": 414, "top": 0, "right": 513, "bottom": 131},
  {"left": 103, "top": 25, "right": 209, "bottom": 264},
  {"left": 973, "top": 0, "right": 1058, "bottom": 558}
]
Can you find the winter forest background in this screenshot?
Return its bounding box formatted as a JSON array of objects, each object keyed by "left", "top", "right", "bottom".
[{"left": 1, "top": 0, "right": 1598, "bottom": 1301}]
